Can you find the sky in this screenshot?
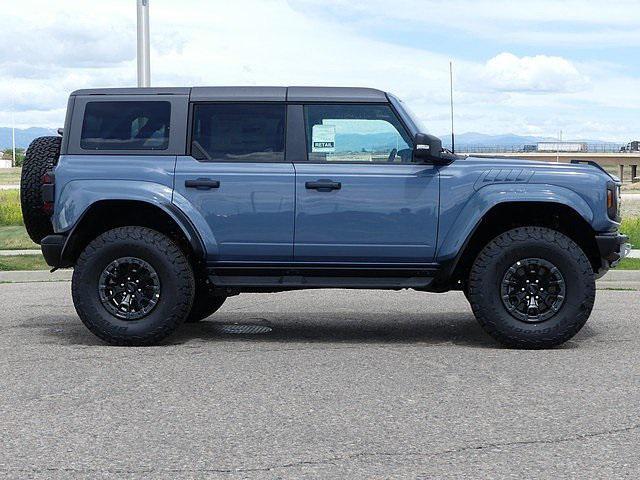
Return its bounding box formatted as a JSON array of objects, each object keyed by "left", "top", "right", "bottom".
[{"left": 0, "top": 0, "right": 639, "bottom": 141}]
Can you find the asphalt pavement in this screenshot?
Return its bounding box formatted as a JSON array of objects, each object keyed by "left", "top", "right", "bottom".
[{"left": 1, "top": 282, "right": 639, "bottom": 479}]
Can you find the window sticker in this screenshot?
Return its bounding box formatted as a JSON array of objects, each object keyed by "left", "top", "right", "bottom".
[{"left": 311, "top": 124, "right": 336, "bottom": 153}]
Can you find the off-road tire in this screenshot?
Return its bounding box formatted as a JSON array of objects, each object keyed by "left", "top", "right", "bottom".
[
  {"left": 72, "top": 226, "right": 195, "bottom": 346},
  {"left": 20, "top": 136, "right": 61, "bottom": 244},
  {"left": 186, "top": 288, "right": 227, "bottom": 323},
  {"left": 468, "top": 226, "right": 595, "bottom": 349}
]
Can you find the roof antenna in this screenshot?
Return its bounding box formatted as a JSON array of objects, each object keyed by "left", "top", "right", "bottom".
[{"left": 449, "top": 61, "right": 455, "bottom": 154}]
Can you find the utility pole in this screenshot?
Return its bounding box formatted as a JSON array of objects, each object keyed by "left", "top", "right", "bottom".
[
  {"left": 11, "top": 110, "right": 16, "bottom": 168},
  {"left": 136, "top": 0, "right": 151, "bottom": 87},
  {"left": 449, "top": 61, "right": 455, "bottom": 154}
]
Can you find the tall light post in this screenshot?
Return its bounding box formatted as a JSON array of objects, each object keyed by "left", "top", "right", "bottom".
[
  {"left": 449, "top": 61, "right": 455, "bottom": 154},
  {"left": 136, "top": 0, "right": 151, "bottom": 87},
  {"left": 11, "top": 112, "right": 16, "bottom": 167}
]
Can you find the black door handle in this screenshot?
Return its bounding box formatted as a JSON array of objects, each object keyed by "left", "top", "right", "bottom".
[
  {"left": 185, "top": 178, "right": 220, "bottom": 190},
  {"left": 305, "top": 180, "right": 341, "bottom": 192}
]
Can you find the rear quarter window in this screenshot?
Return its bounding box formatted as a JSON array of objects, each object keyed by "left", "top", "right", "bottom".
[
  {"left": 80, "top": 101, "right": 171, "bottom": 151},
  {"left": 191, "top": 103, "right": 285, "bottom": 162}
]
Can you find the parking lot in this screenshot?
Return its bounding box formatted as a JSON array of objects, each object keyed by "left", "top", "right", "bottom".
[{"left": 1, "top": 282, "right": 639, "bottom": 478}]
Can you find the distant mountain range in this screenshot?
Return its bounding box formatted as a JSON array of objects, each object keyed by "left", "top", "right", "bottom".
[
  {"left": 440, "top": 132, "right": 622, "bottom": 147},
  {"left": 0, "top": 127, "right": 57, "bottom": 149},
  {"left": 0, "top": 127, "right": 622, "bottom": 151},
  {"left": 334, "top": 131, "right": 621, "bottom": 153},
  {"left": 439, "top": 132, "right": 621, "bottom": 147},
  {"left": 440, "top": 132, "right": 554, "bottom": 147}
]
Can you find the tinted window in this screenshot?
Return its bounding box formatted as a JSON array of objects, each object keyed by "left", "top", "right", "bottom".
[
  {"left": 191, "top": 104, "right": 285, "bottom": 162},
  {"left": 81, "top": 101, "right": 171, "bottom": 151},
  {"left": 304, "top": 104, "right": 412, "bottom": 163}
]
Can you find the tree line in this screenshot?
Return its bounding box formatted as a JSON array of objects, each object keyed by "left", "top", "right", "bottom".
[{"left": 1, "top": 148, "right": 25, "bottom": 167}]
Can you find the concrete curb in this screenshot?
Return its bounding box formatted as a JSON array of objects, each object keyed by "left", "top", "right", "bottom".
[
  {"left": 599, "top": 269, "right": 640, "bottom": 281},
  {"left": 0, "top": 249, "right": 41, "bottom": 256},
  {"left": 0, "top": 269, "right": 72, "bottom": 283}
]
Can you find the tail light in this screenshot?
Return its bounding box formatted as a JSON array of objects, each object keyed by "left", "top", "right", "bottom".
[{"left": 41, "top": 171, "right": 55, "bottom": 216}]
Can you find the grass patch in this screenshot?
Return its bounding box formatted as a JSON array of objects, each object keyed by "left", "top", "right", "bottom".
[
  {"left": 620, "top": 217, "right": 640, "bottom": 248},
  {"left": 0, "top": 190, "right": 22, "bottom": 226},
  {"left": 0, "top": 254, "right": 49, "bottom": 271},
  {"left": 0, "top": 225, "right": 38, "bottom": 250},
  {"left": 0, "top": 167, "right": 21, "bottom": 185},
  {"left": 616, "top": 258, "right": 640, "bottom": 270}
]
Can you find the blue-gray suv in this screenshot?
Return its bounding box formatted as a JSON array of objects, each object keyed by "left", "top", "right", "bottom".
[{"left": 20, "top": 86, "right": 629, "bottom": 347}]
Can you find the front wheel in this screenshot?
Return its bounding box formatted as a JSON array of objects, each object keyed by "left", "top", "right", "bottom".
[
  {"left": 72, "top": 227, "right": 195, "bottom": 346},
  {"left": 467, "top": 227, "right": 595, "bottom": 349}
]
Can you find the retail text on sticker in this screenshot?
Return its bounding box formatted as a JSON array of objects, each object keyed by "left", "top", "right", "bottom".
[{"left": 312, "top": 124, "right": 336, "bottom": 153}]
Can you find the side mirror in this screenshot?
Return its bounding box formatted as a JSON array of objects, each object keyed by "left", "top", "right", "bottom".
[{"left": 413, "top": 133, "right": 444, "bottom": 164}]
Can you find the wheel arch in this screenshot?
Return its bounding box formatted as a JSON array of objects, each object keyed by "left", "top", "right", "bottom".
[
  {"left": 437, "top": 201, "right": 600, "bottom": 289},
  {"left": 59, "top": 200, "right": 205, "bottom": 269}
]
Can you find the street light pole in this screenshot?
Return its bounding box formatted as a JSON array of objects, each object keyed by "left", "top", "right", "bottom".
[
  {"left": 449, "top": 61, "right": 455, "bottom": 154},
  {"left": 136, "top": 0, "right": 151, "bottom": 87},
  {"left": 11, "top": 110, "right": 16, "bottom": 168}
]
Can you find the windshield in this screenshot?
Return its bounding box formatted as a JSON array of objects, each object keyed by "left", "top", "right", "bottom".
[{"left": 388, "top": 93, "right": 427, "bottom": 136}]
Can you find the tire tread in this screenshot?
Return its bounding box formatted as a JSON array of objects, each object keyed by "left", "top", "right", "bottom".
[
  {"left": 20, "top": 136, "right": 61, "bottom": 244},
  {"left": 468, "top": 226, "right": 595, "bottom": 348},
  {"left": 72, "top": 226, "right": 194, "bottom": 346}
]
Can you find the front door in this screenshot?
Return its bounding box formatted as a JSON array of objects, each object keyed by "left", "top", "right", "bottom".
[
  {"left": 294, "top": 103, "right": 439, "bottom": 263},
  {"left": 174, "top": 103, "right": 295, "bottom": 263}
]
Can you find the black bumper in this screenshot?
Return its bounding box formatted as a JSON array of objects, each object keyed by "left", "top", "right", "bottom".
[
  {"left": 595, "top": 232, "right": 630, "bottom": 267},
  {"left": 41, "top": 234, "right": 66, "bottom": 268}
]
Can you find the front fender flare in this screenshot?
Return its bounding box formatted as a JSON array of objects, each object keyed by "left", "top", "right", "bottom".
[{"left": 436, "top": 183, "right": 594, "bottom": 265}]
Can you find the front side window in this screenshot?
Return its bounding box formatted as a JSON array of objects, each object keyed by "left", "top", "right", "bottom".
[
  {"left": 81, "top": 101, "right": 170, "bottom": 150},
  {"left": 191, "top": 103, "right": 285, "bottom": 162},
  {"left": 304, "top": 104, "right": 413, "bottom": 163}
]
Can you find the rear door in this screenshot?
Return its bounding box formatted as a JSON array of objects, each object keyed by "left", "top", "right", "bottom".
[
  {"left": 174, "top": 102, "right": 295, "bottom": 263},
  {"left": 293, "top": 103, "right": 439, "bottom": 263}
]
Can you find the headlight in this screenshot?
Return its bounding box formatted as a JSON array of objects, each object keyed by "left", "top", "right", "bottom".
[{"left": 607, "top": 182, "right": 621, "bottom": 221}]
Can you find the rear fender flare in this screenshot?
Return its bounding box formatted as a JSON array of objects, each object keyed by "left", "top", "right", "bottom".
[{"left": 55, "top": 180, "right": 218, "bottom": 261}]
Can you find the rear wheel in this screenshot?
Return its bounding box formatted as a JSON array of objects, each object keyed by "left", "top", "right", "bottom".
[
  {"left": 467, "top": 226, "right": 595, "bottom": 349},
  {"left": 72, "top": 226, "right": 195, "bottom": 346},
  {"left": 20, "top": 136, "right": 61, "bottom": 244}
]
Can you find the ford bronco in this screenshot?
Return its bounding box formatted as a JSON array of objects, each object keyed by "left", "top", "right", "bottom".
[{"left": 20, "top": 86, "right": 630, "bottom": 347}]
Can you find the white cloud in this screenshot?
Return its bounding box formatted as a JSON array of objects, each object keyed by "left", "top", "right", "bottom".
[
  {"left": 292, "top": 0, "right": 640, "bottom": 47},
  {"left": 0, "top": 0, "right": 637, "bottom": 141},
  {"left": 477, "top": 53, "right": 589, "bottom": 93}
]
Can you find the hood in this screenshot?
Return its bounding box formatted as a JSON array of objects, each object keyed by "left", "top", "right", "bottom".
[{"left": 461, "top": 155, "right": 618, "bottom": 182}]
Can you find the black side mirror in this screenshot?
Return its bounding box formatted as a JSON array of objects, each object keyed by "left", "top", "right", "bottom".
[{"left": 413, "top": 133, "right": 444, "bottom": 164}]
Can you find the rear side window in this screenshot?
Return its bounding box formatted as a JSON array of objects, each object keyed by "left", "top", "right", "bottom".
[
  {"left": 191, "top": 103, "right": 285, "bottom": 162},
  {"left": 81, "top": 101, "right": 171, "bottom": 151}
]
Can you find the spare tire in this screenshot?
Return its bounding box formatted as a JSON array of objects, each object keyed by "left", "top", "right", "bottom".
[{"left": 20, "top": 136, "right": 61, "bottom": 244}]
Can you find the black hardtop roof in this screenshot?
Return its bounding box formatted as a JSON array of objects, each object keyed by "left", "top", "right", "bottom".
[{"left": 70, "top": 86, "right": 389, "bottom": 102}]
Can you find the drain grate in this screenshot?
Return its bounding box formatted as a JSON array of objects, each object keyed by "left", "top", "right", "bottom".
[{"left": 214, "top": 324, "right": 273, "bottom": 335}]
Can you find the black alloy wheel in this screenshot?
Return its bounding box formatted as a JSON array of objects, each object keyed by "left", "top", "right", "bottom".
[
  {"left": 98, "top": 257, "right": 161, "bottom": 320},
  {"left": 500, "top": 258, "right": 566, "bottom": 323}
]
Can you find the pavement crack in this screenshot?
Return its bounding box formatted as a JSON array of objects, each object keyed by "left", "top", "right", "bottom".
[
  {"left": 415, "top": 422, "right": 640, "bottom": 458},
  {"left": 3, "top": 424, "right": 640, "bottom": 476},
  {"left": 230, "top": 423, "right": 640, "bottom": 473}
]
